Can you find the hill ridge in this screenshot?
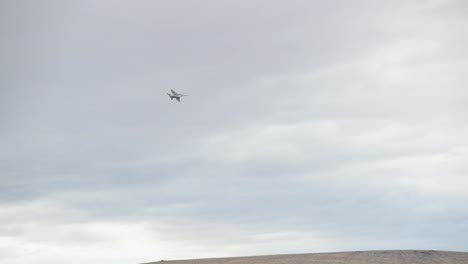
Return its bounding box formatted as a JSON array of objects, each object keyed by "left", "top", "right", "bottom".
[{"left": 142, "top": 250, "right": 468, "bottom": 264}]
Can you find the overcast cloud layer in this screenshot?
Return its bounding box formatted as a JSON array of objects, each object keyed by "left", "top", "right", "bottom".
[{"left": 1, "top": 1, "right": 468, "bottom": 264}]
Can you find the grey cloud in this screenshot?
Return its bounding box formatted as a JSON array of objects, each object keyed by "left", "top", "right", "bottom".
[{"left": 1, "top": 1, "right": 468, "bottom": 263}]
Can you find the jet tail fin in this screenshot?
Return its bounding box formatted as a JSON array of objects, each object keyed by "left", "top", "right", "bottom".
[{"left": 167, "top": 93, "right": 174, "bottom": 100}]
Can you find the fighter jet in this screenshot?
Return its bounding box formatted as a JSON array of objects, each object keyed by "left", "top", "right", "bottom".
[{"left": 167, "top": 89, "right": 188, "bottom": 102}]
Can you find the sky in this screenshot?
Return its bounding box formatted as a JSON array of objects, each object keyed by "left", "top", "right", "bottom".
[{"left": 1, "top": 0, "right": 468, "bottom": 263}]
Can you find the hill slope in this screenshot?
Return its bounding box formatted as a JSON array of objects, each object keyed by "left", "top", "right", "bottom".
[{"left": 142, "top": 250, "right": 468, "bottom": 264}]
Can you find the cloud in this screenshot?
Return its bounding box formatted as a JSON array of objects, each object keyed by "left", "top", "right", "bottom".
[{"left": 1, "top": 0, "right": 467, "bottom": 263}]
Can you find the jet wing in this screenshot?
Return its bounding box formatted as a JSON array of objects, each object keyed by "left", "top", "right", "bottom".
[
  {"left": 176, "top": 97, "right": 180, "bottom": 102},
  {"left": 171, "top": 90, "right": 179, "bottom": 96}
]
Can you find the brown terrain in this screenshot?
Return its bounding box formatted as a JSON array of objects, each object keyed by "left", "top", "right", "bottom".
[{"left": 142, "top": 250, "right": 468, "bottom": 264}]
